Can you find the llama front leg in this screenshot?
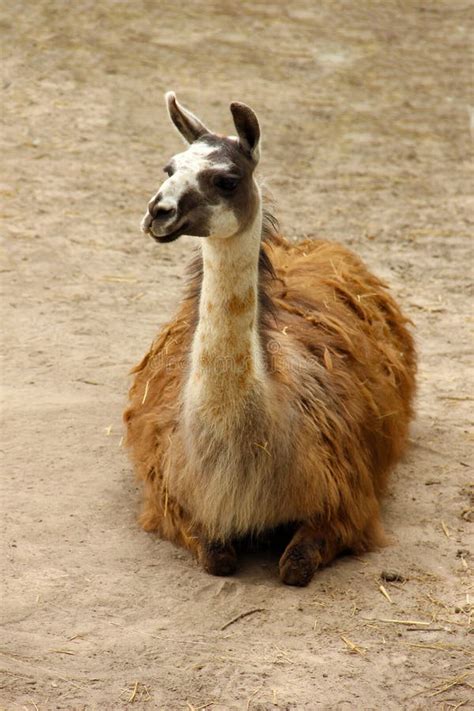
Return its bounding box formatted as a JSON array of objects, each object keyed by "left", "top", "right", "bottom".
[
  {"left": 279, "top": 524, "right": 342, "bottom": 587},
  {"left": 141, "top": 482, "right": 238, "bottom": 575},
  {"left": 198, "top": 539, "right": 238, "bottom": 577},
  {"left": 160, "top": 513, "right": 238, "bottom": 576}
]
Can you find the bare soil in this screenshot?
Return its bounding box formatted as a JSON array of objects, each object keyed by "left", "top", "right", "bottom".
[{"left": 1, "top": 1, "right": 473, "bottom": 709}]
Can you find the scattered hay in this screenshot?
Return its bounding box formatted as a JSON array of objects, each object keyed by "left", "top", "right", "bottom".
[
  {"left": 246, "top": 685, "right": 264, "bottom": 710},
  {"left": 425, "top": 593, "right": 450, "bottom": 612},
  {"left": 141, "top": 379, "right": 150, "bottom": 404},
  {"left": 365, "top": 617, "right": 432, "bottom": 626},
  {"left": 427, "top": 671, "right": 473, "bottom": 698},
  {"left": 323, "top": 347, "right": 333, "bottom": 371},
  {"left": 441, "top": 520, "right": 451, "bottom": 538},
  {"left": 406, "top": 642, "right": 473, "bottom": 657},
  {"left": 340, "top": 635, "right": 366, "bottom": 656},
  {"left": 272, "top": 647, "right": 295, "bottom": 665},
  {"left": 253, "top": 441, "right": 272, "bottom": 458},
  {"left": 379, "top": 585, "right": 393, "bottom": 604},
  {"left": 408, "top": 671, "right": 473, "bottom": 701},
  {"left": 120, "top": 681, "right": 151, "bottom": 704},
  {"left": 0, "top": 651, "right": 86, "bottom": 690},
  {"left": 186, "top": 703, "right": 214, "bottom": 711},
  {"left": 220, "top": 608, "right": 266, "bottom": 631}
]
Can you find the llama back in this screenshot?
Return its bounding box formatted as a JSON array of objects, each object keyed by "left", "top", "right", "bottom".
[{"left": 263, "top": 237, "right": 416, "bottom": 497}]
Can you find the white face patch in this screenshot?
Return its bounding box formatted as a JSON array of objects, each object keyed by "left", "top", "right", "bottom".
[
  {"left": 143, "top": 140, "right": 242, "bottom": 239},
  {"left": 162, "top": 142, "right": 230, "bottom": 205},
  {"left": 207, "top": 202, "right": 240, "bottom": 239}
]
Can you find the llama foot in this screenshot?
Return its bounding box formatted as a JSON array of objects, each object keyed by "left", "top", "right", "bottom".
[
  {"left": 279, "top": 540, "right": 322, "bottom": 586},
  {"left": 200, "top": 541, "right": 238, "bottom": 577}
]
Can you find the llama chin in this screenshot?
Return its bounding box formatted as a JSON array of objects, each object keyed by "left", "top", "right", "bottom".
[{"left": 124, "top": 93, "right": 416, "bottom": 587}]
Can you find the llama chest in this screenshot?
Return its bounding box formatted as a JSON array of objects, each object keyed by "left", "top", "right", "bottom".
[{"left": 168, "top": 393, "right": 295, "bottom": 540}]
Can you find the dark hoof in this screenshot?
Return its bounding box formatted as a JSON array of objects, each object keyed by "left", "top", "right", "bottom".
[
  {"left": 201, "top": 542, "right": 238, "bottom": 577},
  {"left": 279, "top": 543, "right": 318, "bottom": 587}
]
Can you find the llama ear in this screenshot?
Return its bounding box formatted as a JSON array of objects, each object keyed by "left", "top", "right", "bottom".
[
  {"left": 165, "top": 92, "right": 210, "bottom": 144},
  {"left": 230, "top": 102, "right": 260, "bottom": 163}
]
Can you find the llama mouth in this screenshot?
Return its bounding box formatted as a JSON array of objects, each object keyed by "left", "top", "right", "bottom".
[{"left": 150, "top": 221, "right": 189, "bottom": 244}]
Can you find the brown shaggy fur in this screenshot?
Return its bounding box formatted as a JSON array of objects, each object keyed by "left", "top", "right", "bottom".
[{"left": 124, "top": 222, "right": 416, "bottom": 583}]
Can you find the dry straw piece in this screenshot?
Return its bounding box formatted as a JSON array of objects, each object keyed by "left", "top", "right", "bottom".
[
  {"left": 378, "top": 618, "right": 432, "bottom": 626},
  {"left": 186, "top": 703, "right": 214, "bottom": 711},
  {"left": 340, "top": 635, "right": 366, "bottom": 656},
  {"left": 441, "top": 520, "right": 451, "bottom": 538},
  {"left": 379, "top": 584, "right": 393, "bottom": 604},
  {"left": 220, "top": 607, "right": 266, "bottom": 631},
  {"left": 427, "top": 672, "right": 473, "bottom": 698}
]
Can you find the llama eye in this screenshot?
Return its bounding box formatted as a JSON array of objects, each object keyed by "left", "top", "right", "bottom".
[
  {"left": 164, "top": 166, "right": 174, "bottom": 177},
  {"left": 214, "top": 176, "right": 239, "bottom": 192}
]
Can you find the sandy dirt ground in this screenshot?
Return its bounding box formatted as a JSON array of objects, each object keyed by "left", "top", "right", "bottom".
[{"left": 1, "top": 1, "right": 473, "bottom": 709}]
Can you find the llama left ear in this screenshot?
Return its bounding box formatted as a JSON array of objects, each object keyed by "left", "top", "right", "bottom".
[
  {"left": 165, "top": 92, "right": 210, "bottom": 144},
  {"left": 230, "top": 102, "right": 260, "bottom": 163}
]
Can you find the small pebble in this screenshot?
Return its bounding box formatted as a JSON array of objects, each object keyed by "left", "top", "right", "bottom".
[{"left": 381, "top": 570, "right": 405, "bottom": 583}]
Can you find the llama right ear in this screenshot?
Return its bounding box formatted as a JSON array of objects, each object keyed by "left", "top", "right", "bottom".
[
  {"left": 165, "top": 92, "right": 210, "bottom": 144},
  {"left": 230, "top": 102, "right": 260, "bottom": 163}
]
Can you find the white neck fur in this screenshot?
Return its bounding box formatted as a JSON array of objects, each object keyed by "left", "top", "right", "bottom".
[
  {"left": 185, "top": 198, "right": 264, "bottom": 419},
  {"left": 177, "top": 193, "right": 288, "bottom": 539}
]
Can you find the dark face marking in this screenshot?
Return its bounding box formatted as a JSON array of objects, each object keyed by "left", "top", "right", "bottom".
[
  {"left": 196, "top": 135, "right": 259, "bottom": 234},
  {"left": 150, "top": 187, "right": 212, "bottom": 243},
  {"left": 176, "top": 187, "right": 212, "bottom": 238}
]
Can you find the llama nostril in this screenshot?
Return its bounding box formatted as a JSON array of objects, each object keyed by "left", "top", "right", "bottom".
[
  {"left": 148, "top": 194, "right": 177, "bottom": 220},
  {"left": 154, "top": 205, "right": 176, "bottom": 220}
]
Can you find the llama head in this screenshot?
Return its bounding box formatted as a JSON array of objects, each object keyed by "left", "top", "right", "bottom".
[{"left": 141, "top": 92, "right": 261, "bottom": 243}]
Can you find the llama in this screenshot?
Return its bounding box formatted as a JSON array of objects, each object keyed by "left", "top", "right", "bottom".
[{"left": 124, "top": 93, "right": 416, "bottom": 586}]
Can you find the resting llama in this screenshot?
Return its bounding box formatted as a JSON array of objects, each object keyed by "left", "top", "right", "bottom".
[{"left": 124, "top": 93, "right": 416, "bottom": 586}]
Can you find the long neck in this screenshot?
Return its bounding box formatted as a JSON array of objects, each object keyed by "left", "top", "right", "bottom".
[{"left": 187, "top": 206, "right": 265, "bottom": 409}]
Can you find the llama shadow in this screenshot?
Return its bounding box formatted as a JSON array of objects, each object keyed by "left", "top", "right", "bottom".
[
  {"left": 224, "top": 524, "right": 293, "bottom": 585},
  {"left": 228, "top": 524, "right": 356, "bottom": 587}
]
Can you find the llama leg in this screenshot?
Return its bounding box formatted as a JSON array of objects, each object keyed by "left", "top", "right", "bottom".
[
  {"left": 279, "top": 524, "right": 341, "bottom": 587},
  {"left": 199, "top": 539, "right": 238, "bottom": 577},
  {"left": 141, "top": 486, "right": 237, "bottom": 576},
  {"left": 161, "top": 513, "right": 238, "bottom": 576}
]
